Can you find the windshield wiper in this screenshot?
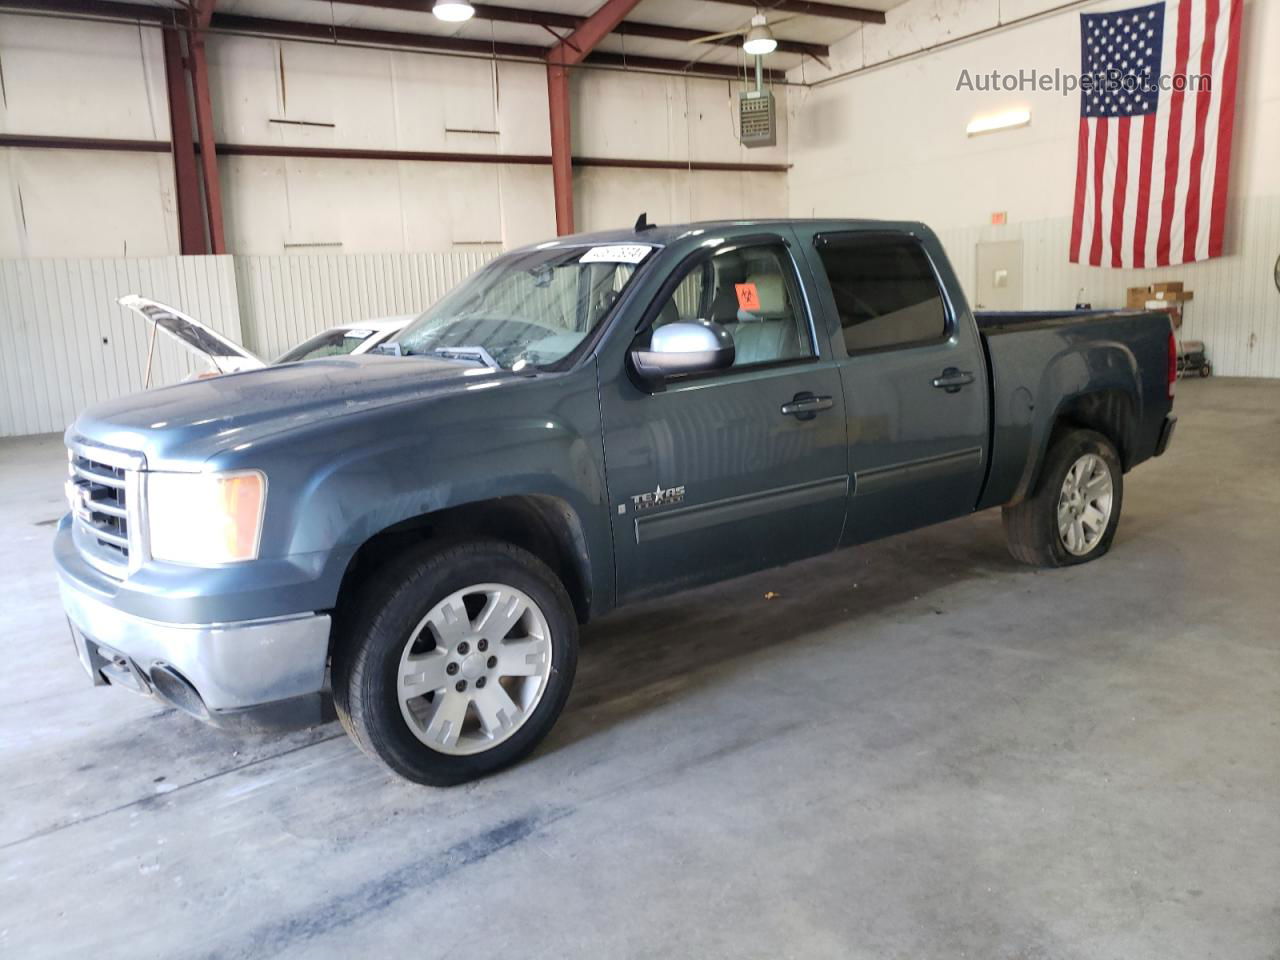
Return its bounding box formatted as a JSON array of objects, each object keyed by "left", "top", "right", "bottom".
[{"left": 421, "top": 346, "right": 502, "bottom": 370}]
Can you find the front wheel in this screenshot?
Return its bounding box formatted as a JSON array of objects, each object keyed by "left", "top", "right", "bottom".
[
  {"left": 333, "top": 541, "right": 578, "bottom": 785},
  {"left": 1002, "top": 428, "right": 1124, "bottom": 567}
]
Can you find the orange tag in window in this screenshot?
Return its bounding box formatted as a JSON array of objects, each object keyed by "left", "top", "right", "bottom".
[{"left": 735, "top": 282, "right": 761, "bottom": 311}]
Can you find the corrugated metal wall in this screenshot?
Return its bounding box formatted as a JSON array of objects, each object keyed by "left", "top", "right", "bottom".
[
  {"left": 0, "top": 257, "right": 241, "bottom": 437},
  {"left": 936, "top": 194, "right": 1280, "bottom": 379},
  {"left": 0, "top": 251, "right": 499, "bottom": 437},
  {"left": 3, "top": 225, "right": 1276, "bottom": 437},
  {"left": 233, "top": 252, "right": 499, "bottom": 360}
]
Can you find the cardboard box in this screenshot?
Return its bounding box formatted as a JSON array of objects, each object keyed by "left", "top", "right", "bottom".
[
  {"left": 1152, "top": 281, "right": 1184, "bottom": 293},
  {"left": 1126, "top": 286, "right": 1152, "bottom": 308},
  {"left": 1154, "top": 289, "right": 1194, "bottom": 302}
]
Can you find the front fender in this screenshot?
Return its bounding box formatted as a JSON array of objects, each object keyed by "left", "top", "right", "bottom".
[{"left": 211, "top": 367, "right": 613, "bottom": 615}]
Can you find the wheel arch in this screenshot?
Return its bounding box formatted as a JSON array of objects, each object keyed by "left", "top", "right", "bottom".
[
  {"left": 334, "top": 495, "right": 596, "bottom": 633},
  {"left": 1020, "top": 388, "right": 1137, "bottom": 501}
]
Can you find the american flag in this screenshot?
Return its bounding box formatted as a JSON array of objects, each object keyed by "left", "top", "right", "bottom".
[{"left": 1069, "top": 0, "right": 1242, "bottom": 268}]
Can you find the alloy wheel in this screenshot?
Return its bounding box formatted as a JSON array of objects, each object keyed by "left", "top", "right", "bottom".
[
  {"left": 1057, "top": 453, "right": 1114, "bottom": 556},
  {"left": 396, "top": 583, "right": 552, "bottom": 756}
]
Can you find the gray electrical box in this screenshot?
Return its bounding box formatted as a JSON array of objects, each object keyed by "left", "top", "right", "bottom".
[{"left": 739, "top": 91, "right": 776, "bottom": 148}]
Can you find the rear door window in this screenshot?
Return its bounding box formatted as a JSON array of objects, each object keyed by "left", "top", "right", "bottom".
[{"left": 815, "top": 233, "right": 948, "bottom": 354}]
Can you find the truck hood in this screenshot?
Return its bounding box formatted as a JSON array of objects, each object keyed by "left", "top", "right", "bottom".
[
  {"left": 118, "top": 295, "right": 265, "bottom": 374},
  {"left": 71, "top": 354, "right": 521, "bottom": 467}
]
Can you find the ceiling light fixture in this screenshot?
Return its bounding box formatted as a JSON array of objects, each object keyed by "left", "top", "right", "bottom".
[
  {"left": 742, "top": 14, "right": 778, "bottom": 56},
  {"left": 966, "top": 108, "right": 1032, "bottom": 136},
  {"left": 433, "top": 0, "right": 475, "bottom": 22}
]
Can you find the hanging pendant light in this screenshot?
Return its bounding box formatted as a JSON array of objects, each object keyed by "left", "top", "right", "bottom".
[
  {"left": 433, "top": 0, "right": 476, "bottom": 22},
  {"left": 742, "top": 14, "right": 777, "bottom": 56}
]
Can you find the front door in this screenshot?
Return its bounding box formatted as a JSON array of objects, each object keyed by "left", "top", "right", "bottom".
[
  {"left": 600, "top": 233, "right": 848, "bottom": 603},
  {"left": 804, "top": 229, "right": 989, "bottom": 545}
]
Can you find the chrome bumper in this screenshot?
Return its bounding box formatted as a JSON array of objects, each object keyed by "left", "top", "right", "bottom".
[{"left": 59, "top": 575, "right": 330, "bottom": 716}]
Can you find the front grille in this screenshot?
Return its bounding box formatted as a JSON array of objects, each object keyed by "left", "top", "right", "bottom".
[{"left": 66, "top": 441, "right": 144, "bottom": 579}]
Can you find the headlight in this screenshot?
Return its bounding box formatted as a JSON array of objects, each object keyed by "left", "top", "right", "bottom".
[{"left": 146, "top": 470, "right": 267, "bottom": 565}]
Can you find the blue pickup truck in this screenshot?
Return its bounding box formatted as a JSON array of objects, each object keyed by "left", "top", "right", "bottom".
[{"left": 56, "top": 219, "right": 1177, "bottom": 785}]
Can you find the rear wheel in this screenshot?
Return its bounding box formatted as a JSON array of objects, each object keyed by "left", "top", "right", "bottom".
[
  {"left": 333, "top": 540, "right": 578, "bottom": 785},
  {"left": 1002, "top": 428, "right": 1124, "bottom": 567}
]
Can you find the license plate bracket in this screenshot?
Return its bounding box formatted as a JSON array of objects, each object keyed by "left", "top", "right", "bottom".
[{"left": 67, "top": 621, "right": 151, "bottom": 695}]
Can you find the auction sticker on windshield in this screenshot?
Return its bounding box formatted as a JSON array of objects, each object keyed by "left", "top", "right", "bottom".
[{"left": 579, "top": 245, "right": 653, "bottom": 264}]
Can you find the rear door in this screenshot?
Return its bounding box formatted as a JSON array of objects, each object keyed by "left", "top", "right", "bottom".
[
  {"left": 598, "top": 229, "right": 849, "bottom": 602},
  {"left": 797, "top": 228, "right": 989, "bottom": 545}
]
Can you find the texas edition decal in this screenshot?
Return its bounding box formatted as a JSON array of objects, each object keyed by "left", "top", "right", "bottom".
[{"left": 629, "top": 483, "right": 686, "bottom": 512}]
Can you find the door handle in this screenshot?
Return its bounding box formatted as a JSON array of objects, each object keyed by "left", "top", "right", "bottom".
[
  {"left": 781, "top": 393, "right": 834, "bottom": 420},
  {"left": 932, "top": 368, "right": 975, "bottom": 393}
]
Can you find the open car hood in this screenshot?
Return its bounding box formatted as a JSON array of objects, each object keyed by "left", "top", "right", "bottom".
[{"left": 117, "top": 295, "right": 265, "bottom": 374}]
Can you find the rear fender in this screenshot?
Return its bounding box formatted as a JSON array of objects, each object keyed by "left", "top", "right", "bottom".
[{"left": 1014, "top": 340, "right": 1142, "bottom": 503}]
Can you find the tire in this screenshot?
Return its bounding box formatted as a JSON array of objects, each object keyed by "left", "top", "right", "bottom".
[
  {"left": 1002, "top": 428, "right": 1124, "bottom": 568},
  {"left": 1200, "top": 364, "right": 1211, "bottom": 378},
  {"left": 333, "top": 540, "right": 578, "bottom": 786}
]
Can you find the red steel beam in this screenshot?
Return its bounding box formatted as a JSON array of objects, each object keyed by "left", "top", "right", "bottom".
[
  {"left": 0, "top": 0, "right": 173, "bottom": 21},
  {"left": 304, "top": 0, "right": 830, "bottom": 58},
  {"left": 208, "top": 12, "right": 782, "bottom": 81},
  {"left": 0, "top": 3, "right": 787, "bottom": 81},
  {"left": 189, "top": 0, "right": 226, "bottom": 254},
  {"left": 161, "top": 28, "right": 206, "bottom": 254},
  {"left": 0, "top": 134, "right": 169, "bottom": 152},
  {"left": 711, "top": 0, "right": 886, "bottom": 24},
  {"left": 547, "top": 0, "right": 645, "bottom": 235},
  {"left": 546, "top": 64, "right": 573, "bottom": 235},
  {"left": 0, "top": 135, "right": 792, "bottom": 173},
  {"left": 546, "top": 0, "right": 644, "bottom": 68},
  {"left": 193, "top": 0, "right": 216, "bottom": 30}
]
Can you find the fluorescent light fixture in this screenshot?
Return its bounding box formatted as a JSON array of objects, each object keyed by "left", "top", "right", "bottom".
[
  {"left": 433, "top": 0, "right": 475, "bottom": 22},
  {"left": 966, "top": 108, "right": 1031, "bottom": 136},
  {"left": 743, "top": 15, "right": 777, "bottom": 56}
]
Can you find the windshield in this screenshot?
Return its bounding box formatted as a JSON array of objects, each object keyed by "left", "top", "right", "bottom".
[
  {"left": 394, "top": 244, "right": 652, "bottom": 371},
  {"left": 276, "top": 328, "right": 382, "bottom": 364}
]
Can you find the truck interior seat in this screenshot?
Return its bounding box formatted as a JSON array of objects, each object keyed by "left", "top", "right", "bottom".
[{"left": 731, "top": 273, "right": 801, "bottom": 365}]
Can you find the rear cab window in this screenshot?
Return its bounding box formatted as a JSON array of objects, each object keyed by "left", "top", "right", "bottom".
[{"left": 814, "top": 232, "right": 949, "bottom": 354}]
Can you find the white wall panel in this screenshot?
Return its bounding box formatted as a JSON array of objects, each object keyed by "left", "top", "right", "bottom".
[
  {"left": 232, "top": 251, "right": 497, "bottom": 360},
  {"left": 2, "top": 19, "right": 782, "bottom": 258},
  {"left": 575, "top": 168, "right": 788, "bottom": 234},
  {"left": 0, "top": 14, "right": 168, "bottom": 141},
  {"left": 936, "top": 194, "right": 1280, "bottom": 378},
  {"left": 0, "top": 149, "right": 179, "bottom": 259},
  {"left": 219, "top": 155, "right": 521, "bottom": 254},
  {"left": 790, "top": 0, "right": 1280, "bottom": 378},
  {"left": 0, "top": 256, "right": 240, "bottom": 437},
  {"left": 573, "top": 70, "right": 789, "bottom": 170}
]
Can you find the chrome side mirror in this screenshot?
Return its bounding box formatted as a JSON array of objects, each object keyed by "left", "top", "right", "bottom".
[{"left": 630, "top": 321, "right": 735, "bottom": 382}]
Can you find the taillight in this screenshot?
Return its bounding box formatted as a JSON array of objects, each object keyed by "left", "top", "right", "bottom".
[{"left": 1168, "top": 328, "right": 1177, "bottom": 398}]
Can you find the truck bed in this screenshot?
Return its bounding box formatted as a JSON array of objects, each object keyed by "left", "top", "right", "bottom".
[
  {"left": 975, "top": 308, "right": 1175, "bottom": 511},
  {"left": 975, "top": 308, "right": 1150, "bottom": 332}
]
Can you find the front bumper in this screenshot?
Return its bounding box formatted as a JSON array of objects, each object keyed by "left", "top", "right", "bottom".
[{"left": 59, "top": 569, "right": 331, "bottom": 732}]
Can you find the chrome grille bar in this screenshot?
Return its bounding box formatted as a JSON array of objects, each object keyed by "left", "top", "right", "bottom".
[
  {"left": 72, "top": 463, "right": 127, "bottom": 488},
  {"left": 65, "top": 439, "right": 145, "bottom": 580}
]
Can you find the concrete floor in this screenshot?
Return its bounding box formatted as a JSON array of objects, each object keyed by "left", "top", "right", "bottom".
[{"left": 1, "top": 377, "right": 1277, "bottom": 959}]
